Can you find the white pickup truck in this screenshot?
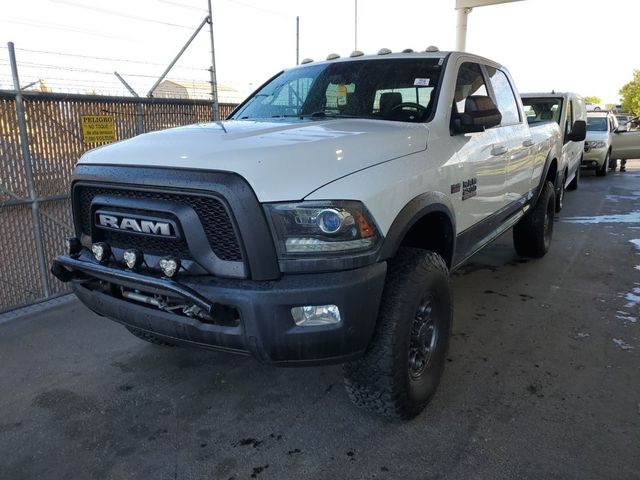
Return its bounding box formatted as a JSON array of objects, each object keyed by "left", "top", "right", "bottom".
[{"left": 54, "top": 49, "right": 563, "bottom": 418}]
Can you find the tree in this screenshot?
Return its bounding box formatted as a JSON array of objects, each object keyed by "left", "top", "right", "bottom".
[
  {"left": 584, "top": 95, "right": 602, "bottom": 105},
  {"left": 619, "top": 69, "right": 640, "bottom": 116}
]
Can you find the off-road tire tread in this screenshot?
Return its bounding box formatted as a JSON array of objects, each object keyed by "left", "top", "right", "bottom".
[
  {"left": 513, "top": 180, "right": 555, "bottom": 258},
  {"left": 343, "top": 248, "right": 450, "bottom": 419}
]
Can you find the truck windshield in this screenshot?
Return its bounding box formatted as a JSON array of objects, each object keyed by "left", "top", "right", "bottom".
[
  {"left": 586, "top": 117, "right": 608, "bottom": 131},
  {"left": 521, "top": 97, "right": 562, "bottom": 125},
  {"left": 230, "top": 58, "right": 443, "bottom": 123}
]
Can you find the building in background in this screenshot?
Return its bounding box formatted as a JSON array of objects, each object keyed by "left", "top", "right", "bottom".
[{"left": 154, "top": 79, "right": 243, "bottom": 104}]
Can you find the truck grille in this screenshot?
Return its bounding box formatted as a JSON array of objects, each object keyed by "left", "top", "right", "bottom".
[{"left": 74, "top": 185, "right": 243, "bottom": 261}]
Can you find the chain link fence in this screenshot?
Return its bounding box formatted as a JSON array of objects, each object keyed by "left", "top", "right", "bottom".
[{"left": 0, "top": 90, "right": 237, "bottom": 312}]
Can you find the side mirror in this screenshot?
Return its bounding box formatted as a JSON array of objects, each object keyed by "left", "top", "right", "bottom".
[
  {"left": 566, "top": 120, "right": 586, "bottom": 142},
  {"left": 453, "top": 95, "right": 502, "bottom": 134}
]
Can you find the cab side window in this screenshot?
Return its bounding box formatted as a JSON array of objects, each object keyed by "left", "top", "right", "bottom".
[
  {"left": 453, "top": 62, "right": 489, "bottom": 115},
  {"left": 485, "top": 66, "right": 520, "bottom": 126}
]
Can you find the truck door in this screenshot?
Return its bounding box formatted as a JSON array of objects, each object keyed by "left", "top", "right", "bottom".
[
  {"left": 449, "top": 61, "right": 507, "bottom": 232},
  {"left": 611, "top": 128, "right": 640, "bottom": 160},
  {"left": 485, "top": 66, "right": 532, "bottom": 207}
]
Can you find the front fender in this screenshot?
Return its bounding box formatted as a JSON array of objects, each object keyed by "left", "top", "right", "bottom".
[{"left": 377, "top": 192, "right": 456, "bottom": 264}]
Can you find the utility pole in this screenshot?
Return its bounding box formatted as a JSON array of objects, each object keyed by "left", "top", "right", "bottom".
[
  {"left": 296, "top": 16, "right": 300, "bottom": 65},
  {"left": 207, "top": 0, "right": 220, "bottom": 121}
]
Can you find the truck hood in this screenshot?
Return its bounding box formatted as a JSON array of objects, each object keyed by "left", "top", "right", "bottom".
[
  {"left": 79, "top": 119, "right": 428, "bottom": 202},
  {"left": 585, "top": 131, "right": 609, "bottom": 142}
]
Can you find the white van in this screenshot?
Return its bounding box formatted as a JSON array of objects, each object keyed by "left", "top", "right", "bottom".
[{"left": 521, "top": 92, "right": 587, "bottom": 210}]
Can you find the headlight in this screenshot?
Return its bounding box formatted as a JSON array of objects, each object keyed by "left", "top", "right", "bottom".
[
  {"left": 588, "top": 141, "right": 606, "bottom": 148},
  {"left": 264, "top": 201, "right": 380, "bottom": 256}
]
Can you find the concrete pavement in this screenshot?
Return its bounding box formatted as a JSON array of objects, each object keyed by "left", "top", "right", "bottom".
[{"left": 1, "top": 161, "right": 639, "bottom": 480}]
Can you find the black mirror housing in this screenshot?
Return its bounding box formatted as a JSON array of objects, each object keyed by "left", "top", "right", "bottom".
[
  {"left": 567, "top": 119, "right": 586, "bottom": 142},
  {"left": 453, "top": 95, "right": 502, "bottom": 134}
]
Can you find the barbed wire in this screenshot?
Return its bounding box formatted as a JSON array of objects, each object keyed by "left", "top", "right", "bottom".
[
  {"left": 2, "top": 46, "right": 208, "bottom": 71},
  {"left": 48, "top": 0, "right": 198, "bottom": 30}
]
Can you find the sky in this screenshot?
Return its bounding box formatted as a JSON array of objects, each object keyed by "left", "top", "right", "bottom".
[{"left": 0, "top": 0, "right": 637, "bottom": 105}]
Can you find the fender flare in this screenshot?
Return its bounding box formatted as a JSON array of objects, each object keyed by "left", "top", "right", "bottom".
[
  {"left": 378, "top": 192, "right": 456, "bottom": 265},
  {"left": 532, "top": 151, "right": 559, "bottom": 207}
]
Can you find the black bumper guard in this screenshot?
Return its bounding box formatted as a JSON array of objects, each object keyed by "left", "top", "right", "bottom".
[{"left": 52, "top": 255, "right": 213, "bottom": 314}]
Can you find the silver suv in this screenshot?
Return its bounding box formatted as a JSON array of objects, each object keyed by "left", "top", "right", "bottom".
[{"left": 583, "top": 112, "right": 617, "bottom": 176}]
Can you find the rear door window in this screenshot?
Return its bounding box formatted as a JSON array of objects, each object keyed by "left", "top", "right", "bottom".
[{"left": 485, "top": 66, "right": 521, "bottom": 126}]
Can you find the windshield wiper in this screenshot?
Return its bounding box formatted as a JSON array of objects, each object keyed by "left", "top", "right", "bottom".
[{"left": 298, "top": 111, "right": 362, "bottom": 119}]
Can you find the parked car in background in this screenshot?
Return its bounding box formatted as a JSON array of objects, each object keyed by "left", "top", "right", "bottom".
[
  {"left": 521, "top": 92, "right": 587, "bottom": 210},
  {"left": 583, "top": 111, "right": 617, "bottom": 176}
]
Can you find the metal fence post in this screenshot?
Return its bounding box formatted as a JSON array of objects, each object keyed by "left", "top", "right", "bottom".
[
  {"left": 7, "top": 42, "right": 51, "bottom": 297},
  {"left": 135, "top": 101, "right": 145, "bottom": 135}
]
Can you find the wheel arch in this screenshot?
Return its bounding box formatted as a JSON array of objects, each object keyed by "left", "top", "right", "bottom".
[
  {"left": 533, "top": 152, "right": 559, "bottom": 206},
  {"left": 378, "top": 192, "right": 456, "bottom": 268}
]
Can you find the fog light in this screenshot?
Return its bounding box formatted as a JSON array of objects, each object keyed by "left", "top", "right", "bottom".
[
  {"left": 66, "top": 237, "right": 82, "bottom": 257},
  {"left": 91, "top": 242, "right": 111, "bottom": 263},
  {"left": 123, "top": 249, "right": 144, "bottom": 269},
  {"left": 291, "top": 305, "right": 341, "bottom": 326},
  {"left": 159, "top": 256, "right": 181, "bottom": 278}
]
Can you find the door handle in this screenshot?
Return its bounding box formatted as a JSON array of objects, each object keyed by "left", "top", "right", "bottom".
[
  {"left": 491, "top": 145, "right": 508, "bottom": 156},
  {"left": 522, "top": 139, "right": 534, "bottom": 147}
]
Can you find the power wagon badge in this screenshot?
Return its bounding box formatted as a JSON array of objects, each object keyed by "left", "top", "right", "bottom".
[{"left": 461, "top": 178, "right": 477, "bottom": 201}]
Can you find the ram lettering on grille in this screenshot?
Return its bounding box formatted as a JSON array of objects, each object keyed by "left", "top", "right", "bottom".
[{"left": 97, "top": 214, "right": 173, "bottom": 237}]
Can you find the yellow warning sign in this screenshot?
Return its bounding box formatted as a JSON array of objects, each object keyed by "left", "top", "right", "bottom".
[{"left": 80, "top": 115, "right": 116, "bottom": 144}]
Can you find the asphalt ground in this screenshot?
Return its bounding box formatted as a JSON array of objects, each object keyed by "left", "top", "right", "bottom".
[{"left": 1, "top": 161, "right": 639, "bottom": 480}]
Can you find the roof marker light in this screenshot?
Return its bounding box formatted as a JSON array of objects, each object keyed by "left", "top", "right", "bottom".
[
  {"left": 377, "top": 48, "right": 391, "bottom": 55},
  {"left": 350, "top": 50, "right": 364, "bottom": 57},
  {"left": 425, "top": 45, "right": 440, "bottom": 52},
  {"left": 326, "top": 53, "right": 340, "bottom": 60},
  {"left": 301, "top": 58, "right": 314, "bottom": 64},
  {"left": 402, "top": 48, "right": 414, "bottom": 53}
]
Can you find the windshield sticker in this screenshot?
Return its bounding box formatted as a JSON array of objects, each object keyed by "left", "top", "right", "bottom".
[
  {"left": 414, "top": 78, "right": 430, "bottom": 87},
  {"left": 337, "top": 84, "right": 348, "bottom": 106}
]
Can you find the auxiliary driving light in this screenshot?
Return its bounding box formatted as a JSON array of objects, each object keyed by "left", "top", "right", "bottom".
[
  {"left": 291, "top": 305, "right": 341, "bottom": 326},
  {"left": 66, "top": 237, "right": 82, "bottom": 257},
  {"left": 91, "top": 242, "right": 111, "bottom": 263},
  {"left": 123, "top": 249, "right": 144, "bottom": 269},
  {"left": 159, "top": 256, "right": 181, "bottom": 278}
]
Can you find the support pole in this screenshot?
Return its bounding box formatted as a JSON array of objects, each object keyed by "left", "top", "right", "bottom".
[
  {"left": 8, "top": 42, "right": 50, "bottom": 298},
  {"left": 354, "top": 0, "right": 358, "bottom": 51},
  {"left": 296, "top": 16, "right": 299, "bottom": 65},
  {"left": 207, "top": 0, "right": 220, "bottom": 121},
  {"left": 115, "top": 71, "right": 145, "bottom": 135},
  {"left": 147, "top": 16, "right": 209, "bottom": 98},
  {"left": 455, "top": 7, "right": 472, "bottom": 52}
]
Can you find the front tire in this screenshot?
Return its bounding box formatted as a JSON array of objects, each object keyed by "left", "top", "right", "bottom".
[
  {"left": 596, "top": 151, "right": 610, "bottom": 177},
  {"left": 513, "top": 180, "right": 555, "bottom": 258},
  {"left": 343, "top": 248, "right": 452, "bottom": 419}
]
